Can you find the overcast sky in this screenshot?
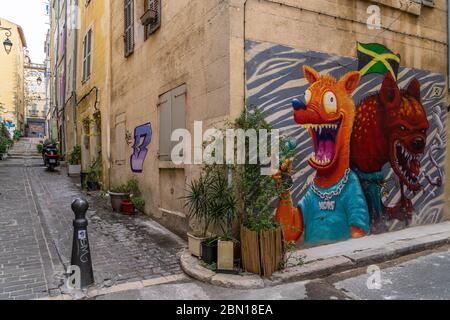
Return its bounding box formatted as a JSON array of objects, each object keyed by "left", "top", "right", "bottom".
[{"left": 1, "top": 0, "right": 49, "bottom": 63}]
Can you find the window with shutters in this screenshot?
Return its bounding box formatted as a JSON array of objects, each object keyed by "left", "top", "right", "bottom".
[
  {"left": 144, "top": 0, "right": 161, "bottom": 40},
  {"left": 159, "top": 85, "right": 186, "bottom": 161},
  {"left": 124, "top": 0, "right": 134, "bottom": 57},
  {"left": 82, "top": 28, "right": 92, "bottom": 83}
]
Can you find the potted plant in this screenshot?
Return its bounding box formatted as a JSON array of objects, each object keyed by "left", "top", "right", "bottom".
[
  {"left": 121, "top": 199, "right": 135, "bottom": 215},
  {"left": 217, "top": 235, "right": 238, "bottom": 273},
  {"left": 131, "top": 196, "right": 145, "bottom": 213},
  {"left": 68, "top": 145, "right": 82, "bottom": 176},
  {"left": 184, "top": 174, "right": 214, "bottom": 258},
  {"left": 183, "top": 168, "right": 235, "bottom": 262},
  {"left": 109, "top": 178, "right": 140, "bottom": 212},
  {"left": 232, "top": 108, "right": 284, "bottom": 277},
  {"left": 84, "top": 162, "right": 101, "bottom": 191}
]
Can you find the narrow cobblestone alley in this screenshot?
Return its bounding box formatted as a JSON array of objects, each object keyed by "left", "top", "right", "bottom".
[{"left": 0, "top": 139, "right": 186, "bottom": 300}]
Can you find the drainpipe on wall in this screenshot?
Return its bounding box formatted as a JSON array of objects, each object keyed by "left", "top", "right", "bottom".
[
  {"left": 106, "top": 0, "right": 113, "bottom": 189},
  {"left": 72, "top": 0, "right": 79, "bottom": 147}
]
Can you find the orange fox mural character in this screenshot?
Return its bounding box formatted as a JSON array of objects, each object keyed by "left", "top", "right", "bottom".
[{"left": 275, "top": 66, "right": 370, "bottom": 245}]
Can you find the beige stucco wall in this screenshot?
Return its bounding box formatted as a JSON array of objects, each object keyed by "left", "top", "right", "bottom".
[
  {"left": 106, "top": 0, "right": 449, "bottom": 236},
  {"left": 0, "top": 18, "right": 26, "bottom": 131},
  {"left": 110, "top": 0, "right": 231, "bottom": 237}
]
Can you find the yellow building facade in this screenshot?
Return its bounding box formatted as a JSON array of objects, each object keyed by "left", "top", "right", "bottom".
[
  {"left": 75, "top": 0, "right": 112, "bottom": 186},
  {"left": 0, "top": 18, "right": 27, "bottom": 133}
]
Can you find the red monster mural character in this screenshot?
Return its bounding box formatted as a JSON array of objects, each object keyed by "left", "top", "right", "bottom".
[{"left": 351, "top": 72, "right": 430, "bottom": 230}]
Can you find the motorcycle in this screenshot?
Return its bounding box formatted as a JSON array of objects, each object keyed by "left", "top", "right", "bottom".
[{"left": 42, "top": 143, "right": 60, "bottom": 172}]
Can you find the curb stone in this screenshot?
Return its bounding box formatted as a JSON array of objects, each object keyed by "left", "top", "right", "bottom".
[{"left": 180, "top": 225, "right": 450, "bottom": 289}]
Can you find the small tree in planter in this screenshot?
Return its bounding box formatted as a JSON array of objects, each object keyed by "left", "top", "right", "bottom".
[
  {"left": 68, "top": 145, "right": 82, "bottom": 176},
  {"left": 232, "top": 108, "right": 284, "bottom": 277}
]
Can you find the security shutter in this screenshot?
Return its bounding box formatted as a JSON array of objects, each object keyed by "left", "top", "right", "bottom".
[{"left": 124, "top": 0, "right": 134, "bottom": 57}]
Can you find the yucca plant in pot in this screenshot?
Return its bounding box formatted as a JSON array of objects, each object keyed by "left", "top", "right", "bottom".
[{"left": 183, "top": 168, "right": 234, "bottom": 262}]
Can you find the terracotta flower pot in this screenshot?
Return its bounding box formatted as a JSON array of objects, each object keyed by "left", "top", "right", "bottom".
[{"left": 121, "top": 200, "right": 135, "bottom": 215}]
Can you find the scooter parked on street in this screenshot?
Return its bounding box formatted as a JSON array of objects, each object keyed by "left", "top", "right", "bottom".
[{"left": 42, "top": 143, "right": 60, "bottom": 172}]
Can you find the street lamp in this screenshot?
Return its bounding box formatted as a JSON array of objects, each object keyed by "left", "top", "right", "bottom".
[
  {"left": 0, "top": 25, "right": 13, "bottom": 55},
  {"left": 3, "top": 37, "right": 12, "bottom": 54},
  {"left": 37, "top": 76, "right": 42, "bottom": 86}
]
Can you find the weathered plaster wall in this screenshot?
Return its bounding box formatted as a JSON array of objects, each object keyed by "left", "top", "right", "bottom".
[
  {"left": 110, "top": 0, "right": 231, "bottom": 237},
  {"left": 76, "top": 0, "right": 112, "bottom": 183}
]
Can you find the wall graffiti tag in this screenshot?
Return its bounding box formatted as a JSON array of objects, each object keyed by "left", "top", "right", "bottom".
[{"left": 130, "top": 123, "right": 152, "bottom": 173}]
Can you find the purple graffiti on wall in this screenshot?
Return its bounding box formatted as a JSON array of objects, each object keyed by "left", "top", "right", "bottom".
[{"left": 130, "top": 123, "right": 152, "bottom": 173}]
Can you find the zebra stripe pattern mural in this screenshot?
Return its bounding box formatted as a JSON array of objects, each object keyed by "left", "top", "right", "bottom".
[{"left": 245, "top": 40, "right": 447, "bottom": 235}]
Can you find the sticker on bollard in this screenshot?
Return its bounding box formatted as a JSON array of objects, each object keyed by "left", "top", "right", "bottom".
[{"left": 70, "top": 198, "right": 94, "bottom": 288}]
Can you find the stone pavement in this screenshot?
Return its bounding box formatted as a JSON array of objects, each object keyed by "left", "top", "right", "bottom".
[{"left": 0, "top": 139, "right": 186, "bottom": 300}]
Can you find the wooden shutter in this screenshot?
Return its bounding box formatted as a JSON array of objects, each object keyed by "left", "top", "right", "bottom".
[
  {"left": 146, "top": 0, "right": 161, "bottom": 38},
  {"left": 124, "top": 0, "right": 134, "bottom": 57},
  {"left": 159, "top": 92, "right": 171, "bottom": 161}
]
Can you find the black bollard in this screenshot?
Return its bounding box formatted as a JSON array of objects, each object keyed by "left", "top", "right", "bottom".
[{"left": 71, "top": 198, "right": 94, "bottom": 288}]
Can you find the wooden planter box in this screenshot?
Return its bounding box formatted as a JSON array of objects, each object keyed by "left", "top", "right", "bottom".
[
  {"left": 217, "top": 240, "right": 234, "bottom": 271},
  {"left": 240, "top": 225, "right": 283, "bottom": 277},
  {"left": 187, "top": 233, "right": 209, "bottom": 258}
]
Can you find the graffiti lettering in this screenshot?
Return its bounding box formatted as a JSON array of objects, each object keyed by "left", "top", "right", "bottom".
[
  {"left": 79, "top": 238, "right": 90, "bottom": 264},
  {"left": 130, "top": 123, "right": 152, "bottom": 173}
]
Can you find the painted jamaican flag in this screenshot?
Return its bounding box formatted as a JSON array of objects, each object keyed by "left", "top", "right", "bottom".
[{"left": 357, "top": 43, "right": 401, "bottom": 80}]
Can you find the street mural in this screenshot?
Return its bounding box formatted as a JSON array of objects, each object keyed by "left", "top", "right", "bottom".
[
  {"left": 246, "top": 40, "right": 447, "bottom": 246},
  {"left": 130, "top": 123, "right": 152, "bottom": 173}
]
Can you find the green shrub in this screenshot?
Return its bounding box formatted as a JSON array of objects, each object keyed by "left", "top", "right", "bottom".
[
  {"left": 110, "top": 178, "right": 141, "bottom": 195},
  {"left": 69, "top": 145, "right": 82, "bottom": 165},
  {"left": 37, "top": 143, "right": 44, "bottom": 153},
  {"left": 0, "top": 140, "right": 7, "bottom": 154},
  {"left": 13, "top": 130, "right": 23, "bottom": 141},
  {"left": 131, "top": 197, "right": 145, "bottom": 213}
]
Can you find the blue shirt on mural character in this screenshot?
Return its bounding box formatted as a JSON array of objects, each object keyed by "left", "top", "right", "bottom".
[{"left": 298, "top": 170, "right": 370, "bottom": 245}]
